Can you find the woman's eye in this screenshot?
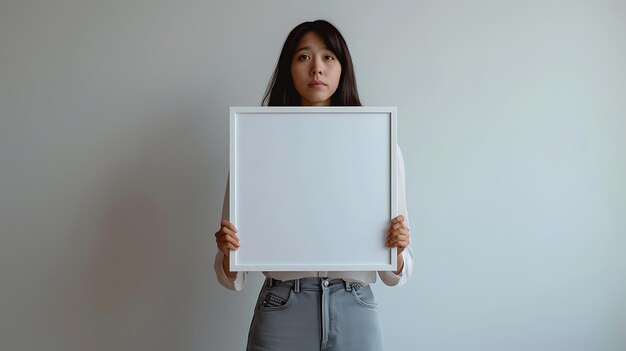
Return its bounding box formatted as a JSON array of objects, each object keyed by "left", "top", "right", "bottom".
[
  {"left": 325, "top": 55, "right": 335, "bottom": 61},
  {"left": 299, "top": 54, "right": 310, "bottom": 61}
]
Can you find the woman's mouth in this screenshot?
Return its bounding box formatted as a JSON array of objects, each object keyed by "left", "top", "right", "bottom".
[{"left": 308, "top": 80, "right": 327, "bottom": 88}]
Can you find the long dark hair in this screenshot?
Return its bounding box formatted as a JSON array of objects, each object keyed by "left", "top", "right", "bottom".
[{"left": 262, "top": 20, "right": 362, "bottom": 106}]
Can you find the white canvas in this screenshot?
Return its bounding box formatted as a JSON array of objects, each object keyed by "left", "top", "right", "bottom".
[{"left": 229, "top": 107, "right": 397, "bottom": 271}]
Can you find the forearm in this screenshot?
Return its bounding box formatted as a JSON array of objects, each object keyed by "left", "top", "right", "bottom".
[
  {"left": 222, "top": 255, "right": 237, "bottom": 279},
  {"left": 393, "top": 251, "right": 404, "bottom": 275}
]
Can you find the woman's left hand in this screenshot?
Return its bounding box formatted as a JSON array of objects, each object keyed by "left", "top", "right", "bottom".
[{"left": 386, "top": 215, "right": 410, "bottom": 255}]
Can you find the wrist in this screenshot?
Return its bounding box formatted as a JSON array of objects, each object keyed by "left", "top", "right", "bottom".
[
  {"left": 222, "top": 255, "right": 236, "bottom": 279},
  {"left": 394, "top": 252, "right": 404, "bottom": 275}
]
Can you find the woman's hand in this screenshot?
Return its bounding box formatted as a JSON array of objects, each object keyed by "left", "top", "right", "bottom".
[
  {"left": 386, "top": 215, "right": 410, "bottom": 274},
  {"left": 386, "top": 215, "right": 410, "bottom": 255},
  {"left": 215, "top": 219, "right": 240, "bottom": 256},
  {"left": 215, "top": 220, "right": 240, "bottom": 278}
]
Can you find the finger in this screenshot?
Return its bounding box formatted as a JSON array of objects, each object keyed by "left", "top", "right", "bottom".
[
  {"left": 226, "top": 243, "right": 239, "bottom": 252},
  {"left": 220, "top": 243, "right": 239, "bottom": 255},
  {"left": 387, "top": 236, "right": 403, "bottom": 245},
  {"left": 220, "top": 227, "right": 240, "bottom": 241},
  {"left": 224, "top": 229, "right": 240, "bottom": 241},
  {"left": 391, "top": 215, "right": 404, "bottom": 224},
  {"left": 390, "top": 222, "right": 408, "bottom": 232},
  {"left": 218, "top": 234, "right": 240, "bottom": 247},
  {"left": 387, "top": 227, "right": 409, "bottom": 239},
  {"left": 387, "top": 223, "right": 403, "bottom": 233},
  {"left": 387, "top": 238, "right": 410, "bottom": 248},
  {"left": 387, "top": 230, "right": 410, "bottom": 242},
  {"left": 220, "top": 220, "right": 238, "bottom": 233},
  {"left": 217, "top": 231, "right": 240, "bottom": 245},
  {"left": 387, "top": 223, "right": 398, "bottom": 233},
  {"left": 387, "top": 239, "right": 403, "bottom": 248},
  {"left": 387, "top": 234, "right": 408, "bottom": 244}
]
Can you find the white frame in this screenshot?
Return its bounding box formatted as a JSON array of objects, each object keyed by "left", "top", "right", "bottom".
[{"left": 229, "top": 106, "right": 397, "bottom": 271}]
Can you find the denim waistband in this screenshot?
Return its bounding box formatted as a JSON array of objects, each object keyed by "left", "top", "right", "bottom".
[{"left": 266, "top": 277, "right": 366, "bottom": 293}]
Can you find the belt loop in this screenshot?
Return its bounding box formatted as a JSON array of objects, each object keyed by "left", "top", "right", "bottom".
[
  {"left": 294, "top": 279, "right": 300, "bottom": 293},
  {"left": 268, "top": 277, "right": 274, "bottom": 287},
  {"left": 344, "top": 280, "right": 352, "bottom": 292}
]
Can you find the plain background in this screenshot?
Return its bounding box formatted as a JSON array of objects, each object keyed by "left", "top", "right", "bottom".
[{"left": 1, "top": 1, "right": 624, "bottom": 350}]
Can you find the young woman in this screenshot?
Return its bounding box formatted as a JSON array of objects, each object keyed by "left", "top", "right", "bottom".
[{"left": 214, "top": 20, "right": 412, "bottom": 351}]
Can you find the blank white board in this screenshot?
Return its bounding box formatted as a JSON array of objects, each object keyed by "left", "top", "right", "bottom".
[{"left": 229, "top": 107, "right": 397, "bottom": 271}]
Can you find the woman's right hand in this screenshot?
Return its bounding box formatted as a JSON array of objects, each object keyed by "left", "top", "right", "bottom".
[{"left": 215, "top": 219, "right": 240, "bottom": 256}]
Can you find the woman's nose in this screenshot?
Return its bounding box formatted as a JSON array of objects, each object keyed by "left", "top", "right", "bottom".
[
  {"left": 310, "top": 62, "right": 322, "bottom": 76},
  {"left": 310, "top": 67, "right": 322, "bottom": 76}
]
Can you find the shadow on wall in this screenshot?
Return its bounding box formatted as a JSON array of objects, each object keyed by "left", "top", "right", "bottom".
[
  {"left": 88, "top": 173, "right": 170, "bottom": 312},
  {"left": 82, "top": 111, "right": 211, "bottom": 315}
]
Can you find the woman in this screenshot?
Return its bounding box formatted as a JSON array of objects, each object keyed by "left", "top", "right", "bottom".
[{"left": 214, "top": 20, "right": 412, "bottom": 351}]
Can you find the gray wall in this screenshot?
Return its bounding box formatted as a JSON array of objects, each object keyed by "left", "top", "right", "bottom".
[{"left": 1, "top": 1, "right": 624, "bottom": 350}]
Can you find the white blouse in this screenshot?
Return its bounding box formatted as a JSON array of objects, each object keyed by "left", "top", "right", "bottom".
[{"left": 214, "top": 145, "right": 413, "bottom": 291}]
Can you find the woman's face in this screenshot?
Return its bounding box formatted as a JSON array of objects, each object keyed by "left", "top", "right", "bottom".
[{"left": 290, "top": 31, "right": 342, "bottom": 106}]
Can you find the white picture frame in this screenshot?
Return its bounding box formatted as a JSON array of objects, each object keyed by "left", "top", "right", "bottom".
[{"left": 229, "top": 106, "right": 397, "bottom": 271}]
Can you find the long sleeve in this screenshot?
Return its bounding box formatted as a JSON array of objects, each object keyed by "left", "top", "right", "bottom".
[
  {"left": 378, "top": 145, "right": 414, "bottom": 287},
  {"left": 213, "top": 174, "right": 247, "bottom": 291}
]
